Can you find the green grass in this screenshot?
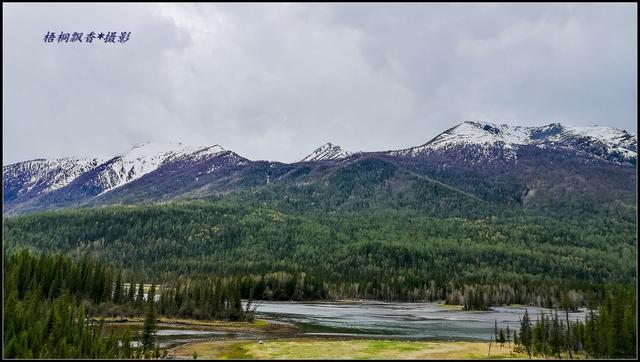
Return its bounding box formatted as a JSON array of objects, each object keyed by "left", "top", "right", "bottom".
[
  {"left": 171, "top": 339, "right": 532, "bottom": 359},
  {"left": 437, "top": 302, "right": 464, "bottom": 311},
  {"left": 216, "top": 342, "right": 254, "bottom": 359},
  {"left": 362, "top": 340, "right": 430, "bottom": 354}
]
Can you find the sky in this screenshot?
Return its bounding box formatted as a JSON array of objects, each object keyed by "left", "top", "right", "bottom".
[{"left": 3, "top": 3, "right": 637, "bottom": 164}]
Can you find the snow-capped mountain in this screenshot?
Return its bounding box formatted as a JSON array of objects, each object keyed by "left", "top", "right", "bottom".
[
  {"left": 388, "top": 121, "right": 637, "bottom": 164},
  {"left": 300, "top": 143, "right": 352, "bottom": 162},
  {"left": 3, "top": 122, "right": 636, "bottom": 214},
  {"left": 3, "top": 157, "right": 103, "bottom": 203},
  {"left": 95, "top": 142, "right": 226, "bottom": 194},
  {"left": 3, "top": 142, "right": 238, "bottom": 212}
]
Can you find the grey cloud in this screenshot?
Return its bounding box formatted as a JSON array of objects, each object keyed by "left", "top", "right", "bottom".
[{"left": 3, "top": 3, "right": 637, "bottom": 164}]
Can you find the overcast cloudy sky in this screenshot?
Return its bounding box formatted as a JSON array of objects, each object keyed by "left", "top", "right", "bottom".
[{"left": 3, "top": 3, "right": 637, "bottom": 164}]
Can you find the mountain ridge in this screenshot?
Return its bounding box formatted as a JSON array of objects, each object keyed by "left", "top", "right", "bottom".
[
  {"left": 300, "top": 142, "right": 352, "bottom": 162},
  {"left": 386, "top": 121, "right": 636, "bottom": 164},
  {"left": 3, "top": 122, "right": 636, "bottom": 214}
]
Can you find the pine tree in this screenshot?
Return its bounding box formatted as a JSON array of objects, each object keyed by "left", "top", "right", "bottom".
[
  {"left": 561, "top": 291, "right": 573, "bottom": 359},
  {"left": 127, "top": 279, "right": 136, "bottom": 305},
  {"left": 584, "top": 309, "right": 596, "bottom": 357},
  {"left": 608, "top": 289, "right": 625, "bottom": 358},
  {"left": 113, "top": 272, "right": 123, "bottom": 304},
  {"left": 142, "top": 284, "right": 157, "bottom": 355},
  {"left": 550, "top": 311, "right": 562, "bottom": 359},
  {"left": 520, "top": 310, "right": 533, "bottom": 358},
  {"left": 135, "top": 281, "right": 145, "bottom": 309}
]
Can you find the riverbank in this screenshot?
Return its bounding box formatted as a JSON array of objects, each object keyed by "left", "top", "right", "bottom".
[
  {"left": 95, "top": 317, "right": 298, "bottom": 334},
  {"left": 169, "top": 338, "right": 531, "bottom": 359}
]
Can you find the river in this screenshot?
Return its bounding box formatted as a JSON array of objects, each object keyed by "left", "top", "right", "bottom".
[
  {"left": 106, "top": 301, "right": 590, "bottom": 349},
  {"left": 254, "top": 301, "right": 589, "bottom": 341}
]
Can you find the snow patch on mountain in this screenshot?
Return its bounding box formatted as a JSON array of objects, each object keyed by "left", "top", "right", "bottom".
[
  {"left": 389, "top": 121, "right": 637, "bottom": 163},
  {"left": 3, "top": 158, "right": 104, "bottom": 197},
  {"left": 548, "top": 124, "right": 637, "bottom": 160},
  {"left": 300, "top": 143, "right": 351, "bottom": 162},
  {"left": 96, "top": 142, "right": 227, "bottom": 194}
]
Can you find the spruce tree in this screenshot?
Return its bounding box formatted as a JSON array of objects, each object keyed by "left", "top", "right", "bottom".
[
  {"left": 550, "top": 311, "right": 562, "bottom": 359},
  {"left": 113, "top": 272, "right": 123, "bottom": 304},
  {"left": 135, "top": 281, "right": 145, "bottom": 309},
  {"left": 127, "top": 279, "right": 136, "bottom": 305},
  {"left": 142, "top": 284, "right": 157, "bottom": 355},
  {"left": 520, "top": 310, "right": 533, "bottom": 358}
]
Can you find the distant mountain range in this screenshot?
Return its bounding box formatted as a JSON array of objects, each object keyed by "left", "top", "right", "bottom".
[{"left": 3, "top": 121, "right": 637, "bottom": 214}]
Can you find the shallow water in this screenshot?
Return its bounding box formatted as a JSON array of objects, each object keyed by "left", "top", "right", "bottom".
[
  {"left": 254, "top": 301, "right": 589, "bottom": 341},
  {"left": 105, "top": 301, "right": 590, "bottom": 348},
  {"left": 103, "top": 324, "right": 246, "bottom": 349},
  {"left": 155, "top": 329, "right": 228, "bottom": 336}
]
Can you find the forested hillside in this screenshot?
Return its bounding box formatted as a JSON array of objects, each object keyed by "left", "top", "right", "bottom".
[
  {"left": 3, "top": 122, "right": 636, "bottom": 332},
  {"left": 4, "top": 194, "right": 635, "bottom": 307}
]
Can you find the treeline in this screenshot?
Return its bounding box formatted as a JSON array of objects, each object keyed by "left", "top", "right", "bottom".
[
  {"left": 157, "top": 277, "right": 253, "bottom": 321},
  {"left": 239, "top": 272, "right": 329, "bottom": 301},
  {"left": 234, "top": 272, "right": 590, "bottom": 311},
  {"left": 497, "top": 287, "right": 637, "bottom": 359},
  {"left": 446, "top": 284, "right": 589, "bottom": 311},
  {"left": 99, "top": 273, "right": 255, "bottom": 323},
  {"left": 3, "top": 249, "right": 254, "bottom": 359}
]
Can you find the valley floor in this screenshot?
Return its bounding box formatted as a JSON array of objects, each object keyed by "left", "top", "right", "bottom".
[{"left": 169, "top": 338, "right": 532, "bottom": 360}]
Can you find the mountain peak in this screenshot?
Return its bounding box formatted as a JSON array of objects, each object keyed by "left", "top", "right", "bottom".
[
  {"left": 388, "top": 121, "right": 636, "bottom": 164},
  {"left": 96, "top": 142, "right": 229, "bottom": 194},
  {"left": 300, "top": 142, "right": 351, "bottom": 162}
]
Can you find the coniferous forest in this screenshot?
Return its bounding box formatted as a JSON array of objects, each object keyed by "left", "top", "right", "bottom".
[
  {"left": 3, "top": 249, "right": 254, "bottom": 359},
  {"left": 502, "top": 287, "right": 636, "bottom": 359},
  {"left": 4, "top": 197, "right": 635, "bottom": 305},
  {"left": 3, "top": 189, "right": 637, "bottom": 358},
  {"left": 2, "top": 163, "right": 637, "bottom": 359},
  {"left": 4, "top": 1, "right": 638, "bottom": 359}
]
